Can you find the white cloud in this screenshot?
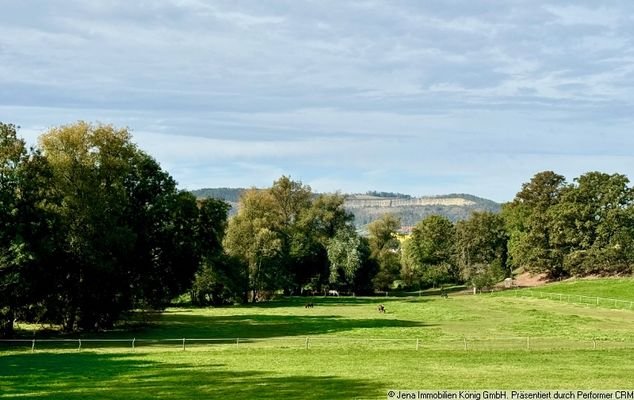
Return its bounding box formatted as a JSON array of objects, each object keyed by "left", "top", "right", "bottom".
[
  {"left": 543, "top": 5, "right": 621, "bottom": 27},
  {"left": 2, "top": 1, "right": 634, "bottom": 201}
]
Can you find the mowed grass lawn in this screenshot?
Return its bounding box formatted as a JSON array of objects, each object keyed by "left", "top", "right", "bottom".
[{"left": 2, "top": 280, "right": 634, "bottom": 399}]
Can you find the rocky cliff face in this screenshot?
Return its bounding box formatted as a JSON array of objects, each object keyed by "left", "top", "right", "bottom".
[
  {"left": 191, "top": 188, "right": 502, "bottom": 231},
  {"left": 343, "top": 194, "right": 501, "bottom": 229},
  {"left": 345, "top": 197, "right": 476, "bottom": 208}
]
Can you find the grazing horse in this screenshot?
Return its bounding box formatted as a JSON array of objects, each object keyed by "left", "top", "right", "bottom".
[
  {"left": 377, "top": 304, "right": 386, "bottom": 313},
  {"left": 327, "top": 289, "right": 339, "bottom": 297}
]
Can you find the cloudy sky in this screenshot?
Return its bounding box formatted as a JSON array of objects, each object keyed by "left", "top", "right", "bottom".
[{"left": 2, "top": 1, "right": 633, "bottom": 202}]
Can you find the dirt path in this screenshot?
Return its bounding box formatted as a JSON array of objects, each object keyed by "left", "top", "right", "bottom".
[{"left": 512, "top": 272, "right": 549, "bottom": 287}]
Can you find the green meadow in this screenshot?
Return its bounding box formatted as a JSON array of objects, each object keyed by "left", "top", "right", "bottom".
[
  {"left": 520, "top": 278, "right": 634, "bottom": 301},
  {"left": 2, "top": 279, "right": 633, "bottom": 399}
]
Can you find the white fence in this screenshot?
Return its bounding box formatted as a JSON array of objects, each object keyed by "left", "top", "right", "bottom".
[
  {"left": 501, "top": 289, "right": 634, "bottom": 310},
  {"left": 2, "top": 336, "right": 633, "bottom": 352}
]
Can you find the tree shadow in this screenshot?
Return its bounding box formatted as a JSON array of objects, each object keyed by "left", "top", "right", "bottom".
[
  {"left": 131, "top": 313, "right": 432, "bottom": 339},
  {"left": 0, "top": 352, "right": 381, "bottom": 399},
  {"left": 9, "top": 296, "right": 434, "bottom": 342},
  {"left": 196, "top": 296, "right": 426, "bottom": 309}
]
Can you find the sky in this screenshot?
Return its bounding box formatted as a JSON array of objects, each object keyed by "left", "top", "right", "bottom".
[{"left": 1, "top": 1, "right": 634, "bottom": 202}]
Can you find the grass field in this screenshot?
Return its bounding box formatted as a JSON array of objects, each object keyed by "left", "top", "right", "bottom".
[
  {"left": 1, "top": 278, "right": 634, "bottom": 399},
  {"left": 522, "top": 277, "right": 634, "bottom": 301}
]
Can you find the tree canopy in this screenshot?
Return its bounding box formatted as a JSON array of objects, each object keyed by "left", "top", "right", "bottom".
[{"left": 1, "top": 122, "right": 229, "bottom": 335}]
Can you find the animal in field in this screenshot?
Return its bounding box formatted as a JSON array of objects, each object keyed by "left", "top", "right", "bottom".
[
  {"left": 440, "top": 291, "right": 448, "bottom": 299},
  {"left": 377, "top": 304, "right": 386, "bottom": 313},
  {"left": 327, "top": 289, "right": 339, "bottom": 296},
  {"left": 304, "top": 302, "right": 314, "bottom": 308}
]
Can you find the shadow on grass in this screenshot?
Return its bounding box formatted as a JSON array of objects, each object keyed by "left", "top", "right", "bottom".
[
  {"left": 10, "top": 297, "right": 433, "bottom": 342},
  {"left": 0, "top": 352, "right": 379, "bottom": 400},
  {"left": 206, "top": 296, "right": 424, "bottom": 308},
  {"left": 137, "top": 313, "right": 431, "bottom": 339}
]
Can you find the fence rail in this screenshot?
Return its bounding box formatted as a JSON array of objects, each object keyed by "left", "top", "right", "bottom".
[
  {"left": 498, "top": 289, "right": 634, "bottom": 310},
  {"left": 2, "top": 336, "right": 633, "bottom": 352}
]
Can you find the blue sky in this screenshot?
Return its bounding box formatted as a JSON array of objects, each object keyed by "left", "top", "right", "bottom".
[{"left": 1, "top": 1, "right": 633, "bottom": 202}]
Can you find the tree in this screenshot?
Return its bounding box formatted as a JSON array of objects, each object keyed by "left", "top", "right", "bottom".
[
  {"left": 504, "top": 171, "right": 567, "bottom": 277},
  {"left": 0, "top": 123, "right": 61, "bottom": 337},
  {"left": 190, "top": 198, "right": 235, "bottom": 306},
  {"left": 549, "top": 172, "right": 634, "bottom": 275},
  {"left": 34, "top": 122, "right": 209, "bottom": 330},
  {"left": 0, "top": 123, "right": 30, "bottom": 337},
  {"left": 326, "top": 226, "right": 362, "bottom": 289},
  {"left": 293, "top": 193, "right": 354, "bottom": 291},
  {"left": 455, "top": 212, "right": 508, "bottom": 291},
  {"left": 406, "top": 215, "right": 456, "bottom": 287},
  {"left": 368, "top": 214, "right": 401, "bottom": 291},
  {"left": 399, "top": 237, "right": 420, "bottom": 288},
  {"left": 224, "top": 178, "right": 356, "bottom": 298},
  {"left": 224, "top": 189, "right": 283, "bottom": 302}
]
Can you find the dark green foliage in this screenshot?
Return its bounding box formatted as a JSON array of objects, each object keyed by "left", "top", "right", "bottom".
[
  {"left": 367, "top": 214, "right": 401, "bottom": 291},
  {"left": 402, "top": 215, "right": 457, "bottom": 288},
  {"left": 0, "top": 122, "right": 228, "bottom": 335},
  {"left": 504, "top": 170, "right": 634, "bottom": 278},
  {"left": 190, "top": 199, "right": 245, "bottom": 306},
  {"left": 504, "top": 171, "right": 567, "bottom": 277},
  {"left": 550, "top": 172, "right": 634, "bottom": 276},
  {"left": 364, "top": 190, "right": 412, "bottom": 199},
  {"left": 0, "top": 122, "right": 29, "bottom": 337},
  {"left": 191, "top": 255, "right": 245, "bottom": 306},
  {"left": 455, "top": 212, "right": 508, "bottom": 290}
]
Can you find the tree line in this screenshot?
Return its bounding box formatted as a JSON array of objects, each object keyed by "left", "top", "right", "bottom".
[{"left": 2, "top": 122, "right": 633, "bottom": 337}]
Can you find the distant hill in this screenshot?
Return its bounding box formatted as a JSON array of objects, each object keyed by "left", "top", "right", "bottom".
[
  {"left": 190, "top": 188, "right": 502, "bottom": 230},
  {"left": 190, "top": 188, "right": 243, "bottom": 215},
  {"left": 344, "top": 193, "right": 501, "bottom": 230}
]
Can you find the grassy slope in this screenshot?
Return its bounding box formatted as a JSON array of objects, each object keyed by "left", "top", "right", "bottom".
[
  {"left": 528, "top": 277, "right": 634, "bottom": 301},
  {"left": 2, "top": 283, "right": 634, "bottom": 399}
]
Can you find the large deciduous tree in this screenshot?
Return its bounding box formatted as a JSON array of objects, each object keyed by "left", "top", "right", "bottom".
[
  {"left": 368, "top": 214, "right": 401, "bottom": 291},
  {"left": 503, "top": 171, "right": 567, "bottom": 277},
  {"left": 405, "top": 215, "right": 456, "bottom": 288},
  {"left": 190, "top": 198, "right": 242, "bottom": 306},
  {"left": 224, "top": 189, "right": 283, "bottom": 302},
  {"left": 224, "top": 178, "right": 357, "bottom": 300},
  {"left": 326, "top": 226, "right": 362, "bottom": 289},
  {"left": 294, "top": 193, "right": 354, "bottom": 291},
  {"left": 455, "top": 212, "right": 508, "bottom": 291},
  {"left": 4, "top": 121, "right": 221, "bottom": 332},
  {"left": 550, "top": 172, "right": 634, "bottom": 275},
  {"left": 1, "top": 123, "right": 31, "bottom": 337}
]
